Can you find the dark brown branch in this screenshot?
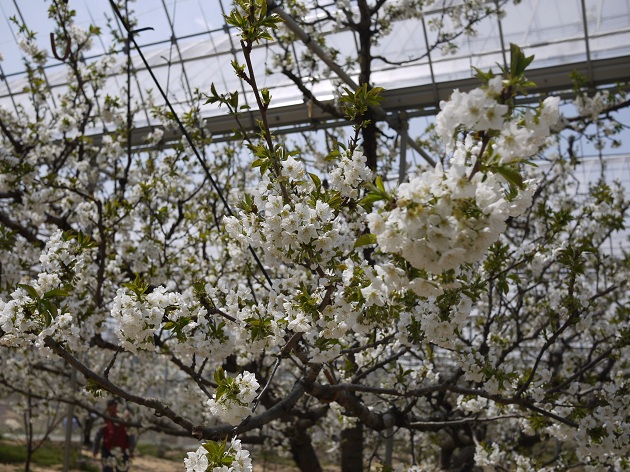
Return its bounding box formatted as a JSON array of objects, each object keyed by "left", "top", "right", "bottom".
[
  {"left": 93, "top": 332, "right": 216, "bottom": 394},
  {"left": 567, "top": 98, "right": 630, "bottom": 123},
  {"left": 352, "top": 348, "right": 407, "bottom": 382},
  {"left": 448, "top": 385, "right": 578, "bottom": 428},
  {"left": 44, "top": 212, "right": 73, "bottom": 232},
  {"left": 0, "top": 116, "right": 24, "bottom": 154},
  {"left": 0, "top": 211, "right": 44, "bottom": 247},
  {"left": 43, "top": 336, "right": 195, "bottom": 434},
  {"left": 0, "top": 190, "right": 23, "bottom": 201},
  {"left": 191, "top": 365, "right": 321, "bottom": 440},
  {"left": 546, "top": 343, "right": 618, "bottom": 395},
  {"left": 0, "top": 376, "right": 191, "bottom": 437},
  {"left": 408, "top": 415, "right": 522, "bottom": 431},
  {"left": 281, "top": 67, "right": 345, "bottom": 119}
]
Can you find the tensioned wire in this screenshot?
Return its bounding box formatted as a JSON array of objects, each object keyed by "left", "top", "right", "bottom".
[
  {"left": 0, "top": 3, "right": 19, "bottom": 113},
  {"left": 107, "top": 0, "right": 273, "bottom": 288},
  {"left": 159, "top": 0, "right": 194, "bottom": 103},
  {"left": 106, "top": 0, "right": 154, "bottom": 130},
  {"left": 9, "top": 0, "right": 58, "bottom": 108}
]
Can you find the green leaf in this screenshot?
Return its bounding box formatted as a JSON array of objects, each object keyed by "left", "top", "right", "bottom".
[
  {"left": 327, "top": 192, "right": 343, "bottom": 209},
  {"left": 308, "top": 173, "right": 321, "bottom": 190},
  {"left": 473, "top": 66, "right": 497, "bottom": 84},
  {"left": 76, "top": 232, "right": 98, "bottom": 248},
  {"left": 85, "top": 379, "right": 105, "bottom": 397},
  {"left": 358, "top": 192, "right": 386, "bottom": 210},
  {"left": 42, "top": 288, "right": 71, "bottom": 300},
  {"left": 493, "top": 165, "right": 524, "bottom": 189},
  {"left": 229, "top": 91, "right": 239, "bottom": 109},
  {"left": 17, "top": 284, "right": 39, "bottom": 300},
  {"left": 214, "top": 368, "right": 226, "bottom": 385},
  {"left": 259, "top": 0, "right": 267, "bottom": 19},
  {"left": 163, "top": 321, "right": 176, "bottom": 331},
  {"left": 374, "top": 175, "right": 386, "bottom": 193},
  {"left": 122, "top": 275, "right": 149, "bottom": 297},
  {"left": 509, "top": 43, "right": 534, "bottom": 78},
  {"left": 39, "top": 301, "right": 53, "bottom": 326},
  {"left": 62, "top": 230, "right": 76, "bottom": 241},
  {"left": 325, "top": 149, "right": 341, "bottom": 161},
  {"left": 251, "top": 158, "right": 267, "bottom": 168},
  {"left": 245, "top": 315, "right": 273, "bottom": 341},
  {"left": 354, "top": 233, "right": 377, "bottom": 249}
]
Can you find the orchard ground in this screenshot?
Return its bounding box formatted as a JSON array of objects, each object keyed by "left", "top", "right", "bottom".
[
  {"left": 0, "top": 440, "right": 332, "bottom": 472},
  {"left": 1, "top": 398, "right": 334, "bottom": 472},
  {"left": 0, "top": 401, "right": 339, "bottom": 472},
  {"left": 0, "top": 447, "right": 178, "bottom": 472}
]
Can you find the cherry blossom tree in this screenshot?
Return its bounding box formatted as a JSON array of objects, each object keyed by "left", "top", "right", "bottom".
[{"left": 1, "top": 1, "right": 629, "bottom": 472}]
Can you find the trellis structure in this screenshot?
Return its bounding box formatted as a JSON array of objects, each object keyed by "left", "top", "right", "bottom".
[{"left": 1, "top": 0, "right": 629, "bottom": 153}]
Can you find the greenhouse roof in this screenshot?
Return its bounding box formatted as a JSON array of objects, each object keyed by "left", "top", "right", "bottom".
[{"left": 1, "top": 0, "right": 629, "bottom": 143}]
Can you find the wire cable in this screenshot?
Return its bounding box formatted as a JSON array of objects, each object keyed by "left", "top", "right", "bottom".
[{"left": 10, "top": 0, "right": 58, "bottom": 108}]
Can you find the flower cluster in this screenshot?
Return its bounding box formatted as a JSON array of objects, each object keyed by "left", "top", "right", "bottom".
[
  {"left": 367, "top": 145, "right": 534, "bottom": 275},
  {"left": 328, "top": 149, "right": 373, "bottom": 198},
  {"left": 18, "top": 38, "right": 47, "bottom": 66},
  {"left": 184, "top": 438, "right": 252, "bottom": 472},
  {"left": 224, "top": 150, "right": 369, "bottom": 268},
  {"left": 207, "top": 370, "right": 260, "bottom": 425},
  {"left": 435, "top": 76, "right": 507, "bottom": 151},
  {"left": 0, "top": 287, "right": 42, "bottom": 347},
  {"left": 0, "top": 231, "right": 94, "bottom": 348},
  {"left": 367, "top": 74, "right": 560, "bottom": 277},
  {"left": 110, "top": 282, "right": 241, "bottom": 362},
  {"left": 575, "top": 90, "right": 611, "bottom": 121},
  {"left": 111, "top": 286, "right": 182, "bottom": 353},
  {"left": 493, "top": 96, "right": 560, "bottom": 164}
]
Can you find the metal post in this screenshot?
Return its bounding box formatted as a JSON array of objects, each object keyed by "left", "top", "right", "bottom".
[
  {"left": 494, "top": 0, "right": 508, "bottom": 70},
  {"left": 62, "top": 367, "right": 77, "bottom": 472},
  {"left": 385, "top": 427, "right": 394, "bottom": 468},
  {"left": 579, "top": 0, "right": 594, "bottom": 85},
  {"left": 399, "top": 112, "right": 408, "bottom": 183}
]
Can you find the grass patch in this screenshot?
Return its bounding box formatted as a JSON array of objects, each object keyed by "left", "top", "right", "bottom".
[
  {"left": 135, "top": 442, "right": 182, "bottom": 462},
  {"left": 0, "top": 440, "right": 98, "bottom": 471},
  {"left": 0, "top": 441, "right": 25, "bottom": 464},
  {"left": 135, "top": 442, "right": 160, "bottom": 457}
]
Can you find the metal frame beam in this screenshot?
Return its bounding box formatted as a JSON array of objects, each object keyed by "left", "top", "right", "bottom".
[{"left": 83, "top": 54, "right": 630, "bottom": 148}]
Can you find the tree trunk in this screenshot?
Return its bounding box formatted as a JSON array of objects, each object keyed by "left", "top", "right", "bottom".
[
  {"left": 341, "top": 424, "right": 363, "bottom": 472},
  {"left": 357, "top": 0, "right": 377, "bottom": 172},
  {"left": 289, "top": 421, "right": 323, "bottom": 472},
  {"left": 362, "top": 118, "right": 378, "bottom": 171},
  {"left": 440, "top": 428, "right": 475, "bottom": 471},
  {"left": 24, "top": 393, "right": 33, "bottom": 472}
]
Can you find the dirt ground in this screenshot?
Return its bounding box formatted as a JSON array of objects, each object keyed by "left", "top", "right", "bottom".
[
  {"left": 0, "top": 451, "right": 181, "bottom": 472},
  {"left": 0, "top": 457, "right": 309, "bottom": 472},
  {"left": 0, "top": 449, "right": 309, "bottom": 472}
]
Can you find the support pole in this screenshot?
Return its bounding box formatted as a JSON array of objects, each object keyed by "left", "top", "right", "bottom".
[
  {"left": 579, "top": 0, "right": 594, "bottom": 85},
  {"left": 62, "top": 367, "right": 77, "bottom": 472},
  {"left": 398, "top": 112, "right": 408, "bottom": 183},
  {"left": 384, "top": 427, "right": 394, "bottom": 468}
]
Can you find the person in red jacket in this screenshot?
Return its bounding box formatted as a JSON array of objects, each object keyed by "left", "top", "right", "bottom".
[{"left": 92, "top": 399, "right": 130, "bottom": 472}]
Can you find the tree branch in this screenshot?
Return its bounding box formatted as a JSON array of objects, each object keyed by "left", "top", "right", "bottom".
[
  {"left": 0, "top": 211, "right": 44, "bottom": 247},
  {"left": 43, "top": 336, "right": 195, "bottom": 434},
  {"left": 191, "top": 365, "right": 321, "bottom": 440}
]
